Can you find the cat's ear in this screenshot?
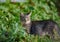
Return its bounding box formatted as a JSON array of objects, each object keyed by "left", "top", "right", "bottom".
[
  {"left": 26, "top": 12, "right": 32, "bottom": 16},
  {"left": 20, "top": 13, "right": 24, "bottom": 16}
]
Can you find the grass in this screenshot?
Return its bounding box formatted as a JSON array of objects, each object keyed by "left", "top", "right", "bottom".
[{"left": 0, "top": 0, "right": 60, "bottom": 42}]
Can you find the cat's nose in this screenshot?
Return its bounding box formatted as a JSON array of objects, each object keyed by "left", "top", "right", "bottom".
[{"left": 25, "top": 18, "right": 27, "bottom": 21}]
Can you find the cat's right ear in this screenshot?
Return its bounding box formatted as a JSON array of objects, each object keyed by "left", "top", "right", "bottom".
[{"left": 20, "top": 13, "right": 24, "bottom": 16}]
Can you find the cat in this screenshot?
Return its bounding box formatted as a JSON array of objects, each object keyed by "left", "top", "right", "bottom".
[{"left": 20, "top": 12, "right": 60, "bottom": 39}]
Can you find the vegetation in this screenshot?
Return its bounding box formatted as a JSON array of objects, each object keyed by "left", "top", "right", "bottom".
[{"left": 0, "top": 0, "right": 60, "bottom": 42}]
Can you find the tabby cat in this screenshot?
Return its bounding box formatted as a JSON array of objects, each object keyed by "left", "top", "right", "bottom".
[{"left": 20, "top": 12, "right": 60, "bottom": 39}]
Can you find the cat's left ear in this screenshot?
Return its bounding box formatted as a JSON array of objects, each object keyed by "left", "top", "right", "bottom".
[{"left": 27, "top": 12, "right": 32, "bottom": 16}]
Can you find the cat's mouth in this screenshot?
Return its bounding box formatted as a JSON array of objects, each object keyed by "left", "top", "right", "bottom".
[{"left": 25, "top": 21, "right": 31, "bottom": 24}]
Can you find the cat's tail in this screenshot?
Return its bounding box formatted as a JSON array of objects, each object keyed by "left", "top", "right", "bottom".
[{"left": 53, "top": 23, "right": 60, "bottom": 39}]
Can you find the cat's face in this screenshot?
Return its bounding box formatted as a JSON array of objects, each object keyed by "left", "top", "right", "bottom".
[{"left": 20, "top": 12, "right": 31, "bottom": 24}]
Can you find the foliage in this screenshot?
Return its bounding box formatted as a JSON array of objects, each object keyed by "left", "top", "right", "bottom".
[{"left": 0, "top": 0, "right": 60, "bottom": 42}]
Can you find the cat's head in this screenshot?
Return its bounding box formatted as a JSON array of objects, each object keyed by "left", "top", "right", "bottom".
[{"left": 20, "top": 12, "right": 31, "bottom": 24}]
